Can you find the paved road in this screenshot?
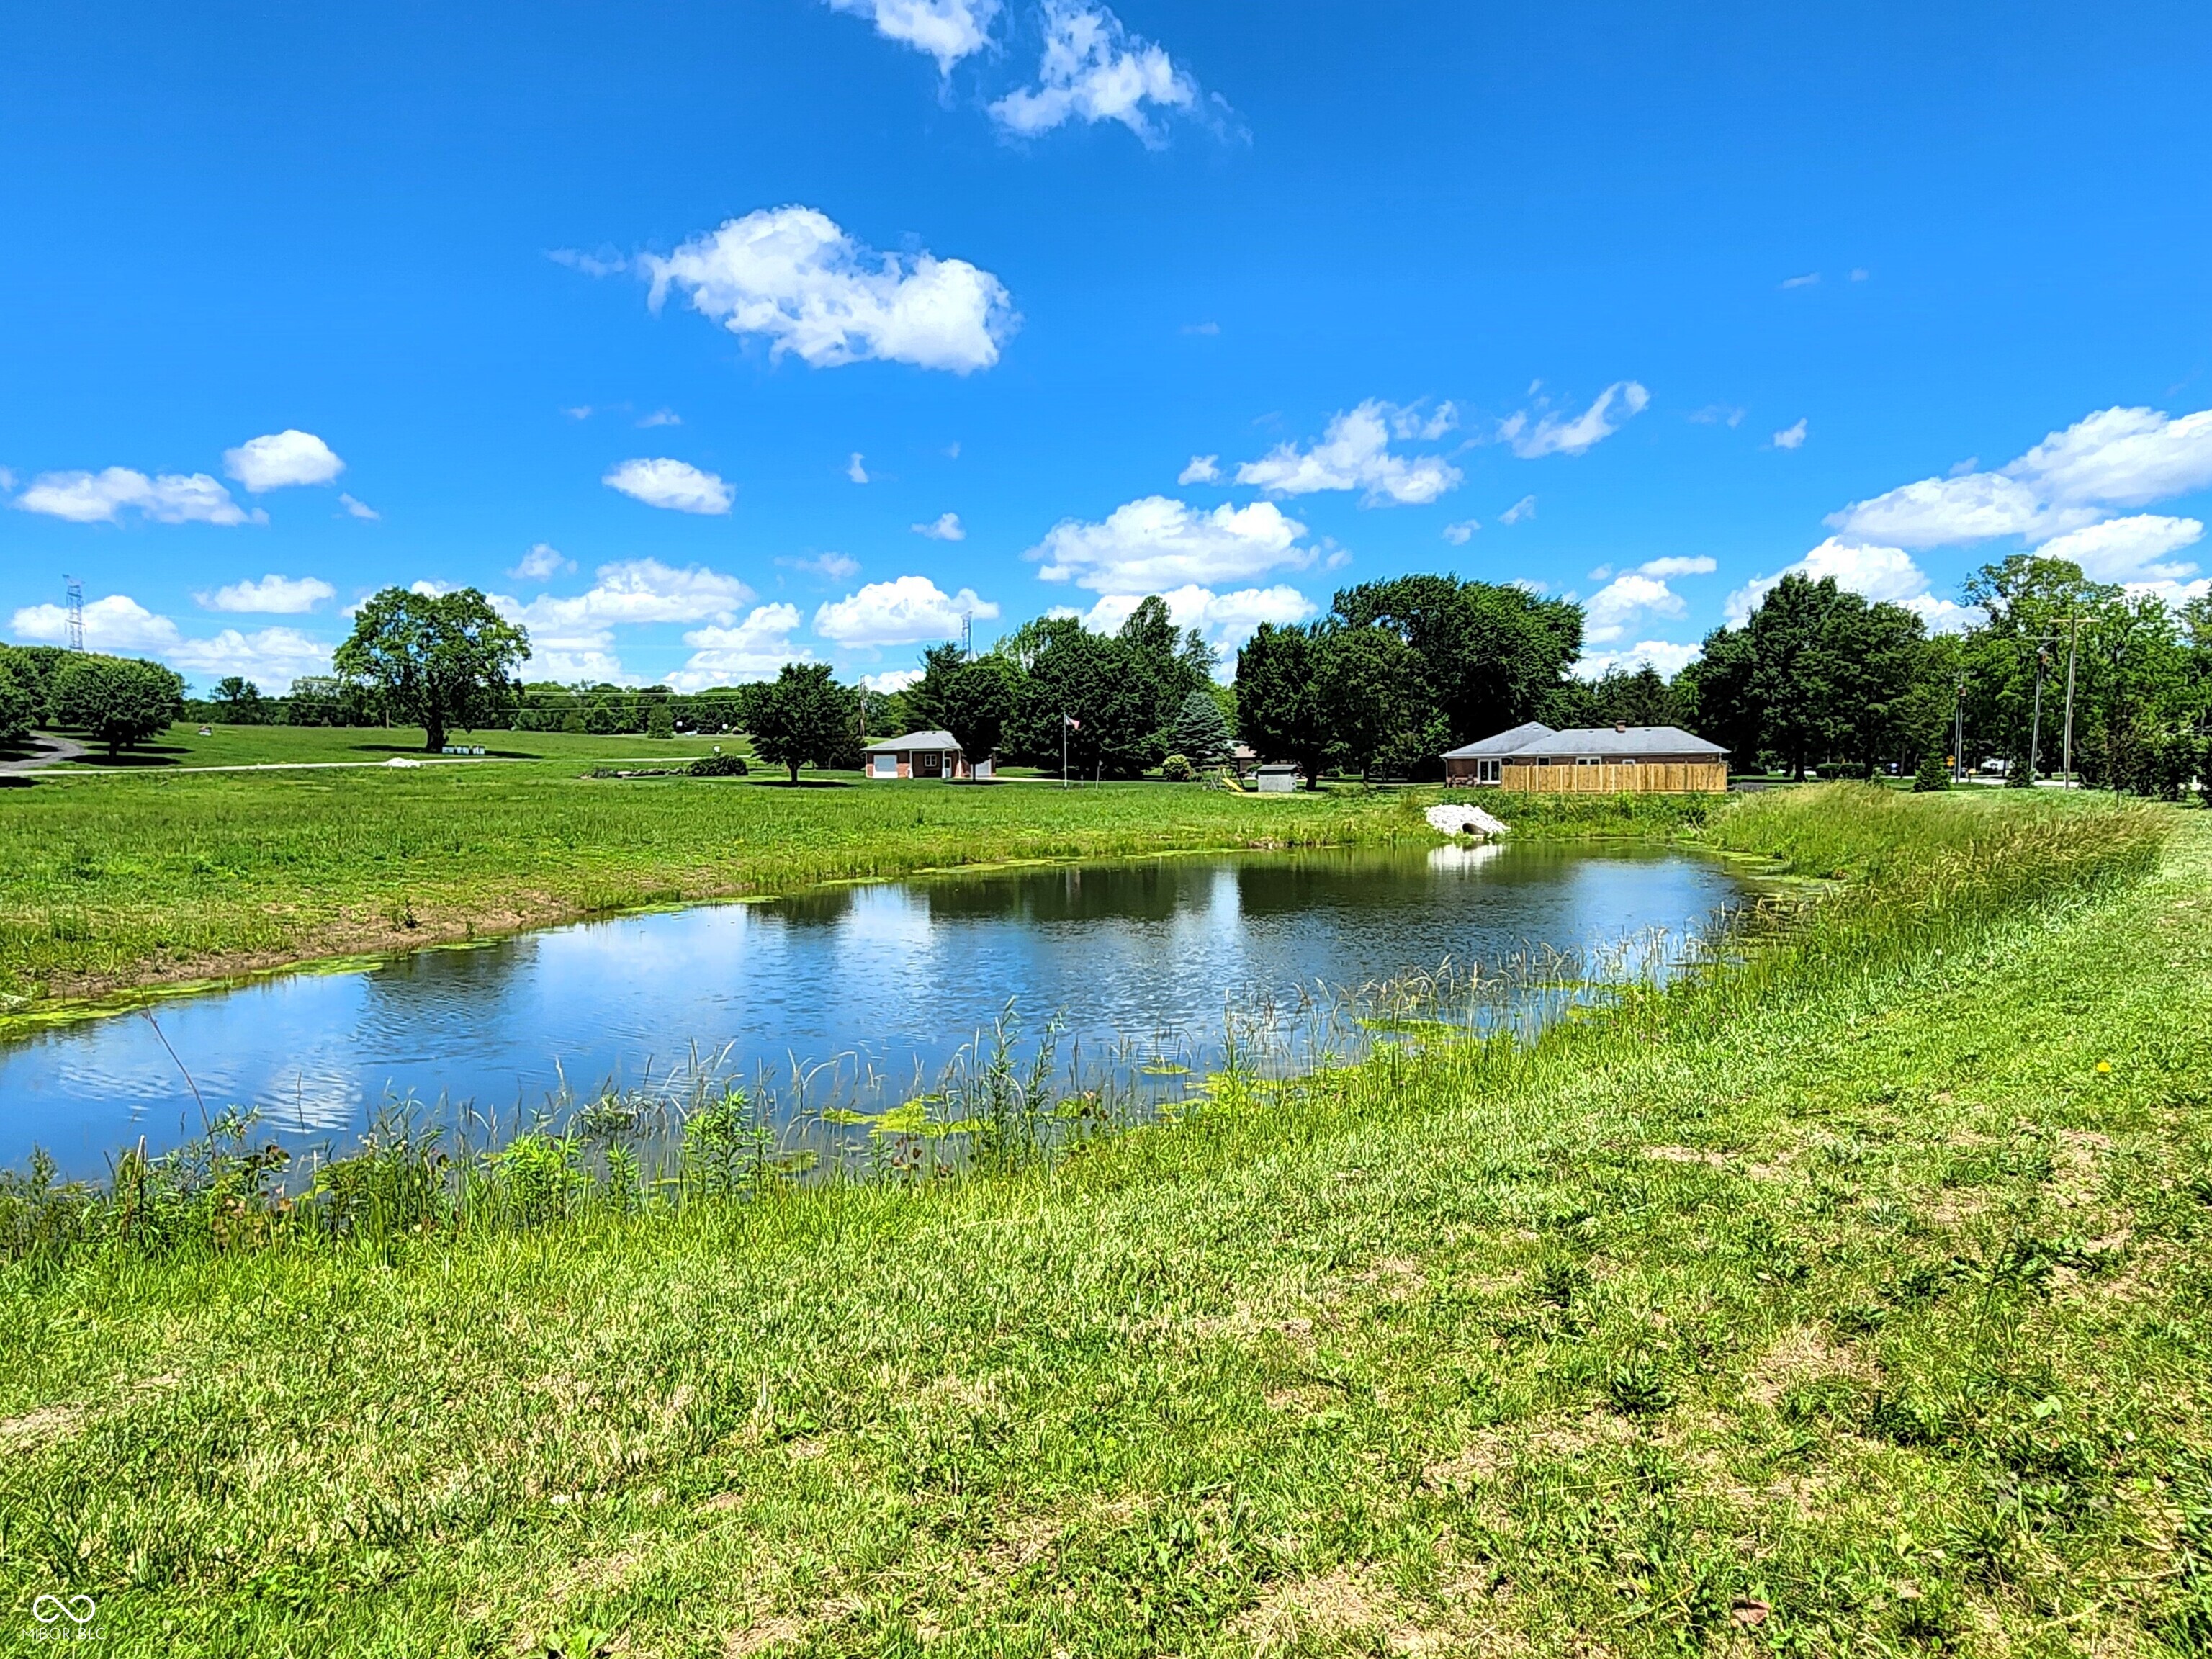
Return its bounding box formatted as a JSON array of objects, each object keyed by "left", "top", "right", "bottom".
[{"left": 0, "top": 733, "right": 87, "bottom": 775}]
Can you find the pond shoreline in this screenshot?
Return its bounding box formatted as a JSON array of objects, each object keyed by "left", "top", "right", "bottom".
[{"left": 1, "top": 838, "right": 1747, "bottom": 1177}]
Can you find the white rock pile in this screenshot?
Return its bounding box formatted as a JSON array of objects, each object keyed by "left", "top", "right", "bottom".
[{"left": 1425, "top": 802, "right": 1509, "bottom": 839}]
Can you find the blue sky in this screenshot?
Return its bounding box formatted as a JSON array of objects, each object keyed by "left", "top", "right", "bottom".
[{"left": 4, "top": 0, "right": 2210, "bottom": 694}]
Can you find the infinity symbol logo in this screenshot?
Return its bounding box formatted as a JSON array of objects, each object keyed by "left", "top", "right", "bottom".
[{"left": 31, "top": 1593, "right": 96, "bottom": 1624}]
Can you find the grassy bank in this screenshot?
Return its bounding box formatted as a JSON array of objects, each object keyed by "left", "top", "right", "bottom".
[
  {"left": 0, "top": 787, "right": 2199, "bottom": 1654},
  {"left": 0, "top": 769, "right": 1419, "bottom": 1026}
]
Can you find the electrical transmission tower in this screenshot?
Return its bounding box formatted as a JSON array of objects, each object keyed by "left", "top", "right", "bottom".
[{"left": 63, "top": 576, "right": 86, "bottom": 652}]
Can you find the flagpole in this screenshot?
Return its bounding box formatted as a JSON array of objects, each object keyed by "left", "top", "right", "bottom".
[{"left": 1061, "top": 711, "right": 1068, "bottom": 789}]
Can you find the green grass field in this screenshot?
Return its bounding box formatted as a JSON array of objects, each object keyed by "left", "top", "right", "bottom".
[
  {"left": 0, "top": 747, "right": 1421, "bottom": 1026},
  {"left": 1, "top": 787, "right": 2202, "bottom": 1654},
  {"left": 39, "top": 721, "right": 744, "bottom": 770}
]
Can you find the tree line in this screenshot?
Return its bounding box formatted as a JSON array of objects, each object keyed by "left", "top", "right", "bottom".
[
  {"left": 1684, "top": 554, "right": 2212, "bottom": 796},
  {"left": 12, "top": 565, "right": 2211, "bottom": 795}
]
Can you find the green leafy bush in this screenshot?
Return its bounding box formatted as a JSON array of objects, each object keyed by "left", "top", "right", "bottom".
[
  {"left": 1160, "top": 753, "right": 1196, "bottom": 782},
  {"left": 1913, "top": 752, "right": 1951, "bottom": 791},
  {"left": 688, "top": 752, "right": 749, "bottom": 778}
]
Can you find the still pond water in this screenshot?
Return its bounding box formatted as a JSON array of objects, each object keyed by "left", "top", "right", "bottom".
[{"left": 0, "top": 842, "right": 1742, "bottom": 1174}]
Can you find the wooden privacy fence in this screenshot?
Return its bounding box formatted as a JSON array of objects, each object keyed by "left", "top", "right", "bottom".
[{"left": 1501, "top": 760, "right": 1728, "bottom": 794}]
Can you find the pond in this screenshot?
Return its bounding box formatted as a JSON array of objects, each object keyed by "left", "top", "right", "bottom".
[{"left": 0, "top": 841, "right": 1744, "bottom": 1175}]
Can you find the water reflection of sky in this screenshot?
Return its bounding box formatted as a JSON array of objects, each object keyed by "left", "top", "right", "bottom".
[{"left": 0, "top": 842, "right": 1740, "bottom": 1174}]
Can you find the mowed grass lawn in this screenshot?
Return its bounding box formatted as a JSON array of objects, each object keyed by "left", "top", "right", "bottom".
[
  {"left": 0, "top": 747, "right": 1419, "bottom": 1022},
  {"left": 40, "top": 721, "right": 744, "bottom": 770},
  {"left": 0, "top": 791, "right": 2203, "bottom": 1653}
]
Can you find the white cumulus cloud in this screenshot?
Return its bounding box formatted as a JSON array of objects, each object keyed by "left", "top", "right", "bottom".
[
  {"left": 195, "top": 574, "right": 336, "bottom": 614},
  {"left": 1074, "top": 584, "right": 1317, "bottom": 663},
  {"left": 824, "top": 0, "right": 998, "bottom": 71},
  {"left": 1442, "top": 520, "right": 1480, "bottom": 545},
  {"left": 783, "top": 552, "right": 863, "bottom": 581},
  {"left": 509, "top": 543, "right": 575, "bottom": 581},
  {"left": 1583, "top": 573, "right": 1686, "bottom": 645},
  {"left": 2032, "top": 513, "right": 2203, "bottom": 584},
  {"left": 848, "top": 452, "right": 869, "bottom": 484},
  {"left": 1235, "top": 401, "right": 1462, "bottom": 506},
  {"left": 861, "top": 667, "right": 925, "bottom": 695},
  {"left": 338, "top": 493, "right": 379, "bottom": 521},
  {"left": 1573, "top": 639, "right": 1703, "bottom": 681},
  {"left": 1029, "top": 495, "right": 1313, "bottom": 593},
  {"left": 13, "top": 467, "right": 262, "bottom": 526},
  {"left": 1635, "top": 555, "right": 1717, "bottom": 578},
  {"left": 603, "top": 457, "right": 734, "bottom": 515},
  {"left": 1828, "top": 403, "right": 2212, "bottom": 549},
  {"left": 1498, "top": 495, "right": 1536, "bottom": 525},
  {"left": 1499, "top": 381, "right": 1650, "bottom": 458},
  {"left": 912, "top": 511, "right": 966, "bottom": 541},
  {"left": 642, "top": 207, "right": 1016, "bottom": 374},
  {"left": 9, "top": 592, "right": 331, "bottom": 685},
  {"left": 1178, "top": 454, "right": 1220, "bottom": 485},
  {"left": 1773, "top": 418, "right": 1807, "bottom": 451},
  {"left": 1725, "top": 537, "right": 1979, "bottom": 633},
  {"left": 989, "top": 2, "right": 1201, "bottom": 144},
  {"left": 224, "top": 430, "right": 345, "bottom": 492},
  {"left": 673, "top": 603, "right": 812, "bottom": 691},
  {"left": 814, "top": 575, "right": 1000, "bottom": 647},
  {"left": 497, "top": 559, "right": 755, "bottom": 639}
]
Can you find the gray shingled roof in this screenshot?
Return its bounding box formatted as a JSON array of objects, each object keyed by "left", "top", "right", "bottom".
[
  {"left": 1509, "top": 724, "right": 1728, "bottom": 759},
  {"left": 1439, "top": 721, "right": 1555, "bottom": 760},
  {"left": 862, "top": 729, "right": 962, "bottom": 753}
]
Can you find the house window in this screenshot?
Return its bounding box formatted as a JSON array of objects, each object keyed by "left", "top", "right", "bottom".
[
  {"left": 1478, "top": 758, "right": 1500, "bottom": 783},
  {"left": 917, "top": 750, "right": 943, "bottom": 778},
  {"left": 1576, "top": 756, "right": 1602, "bottom": 766}
]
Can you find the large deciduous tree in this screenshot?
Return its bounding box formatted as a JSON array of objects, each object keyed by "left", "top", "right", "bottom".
[
  {"left": 0, "top": 649, "right": 35, "bottom": 745},
  {"left": 1010, "top": 616, "right": 1164, "bottom": 778},
  {"left": 333, "top": 587, "right": 529, "bottom": 752},
  {"left": 940, "top": 655, "right": 1020, "bottom": 769},
  {"left": 50, "top": 655, "right": 186, "bottom": 757},
  {"left": 1316, "top": 624, "right": 1423, "bottom": 781},
  {"left": 1329, "top": 574, "right": 1582, "bottom": 752},
  {"left": 748, "top": 662, "right": 858, "bottom": 783},
  {"left": 1235, "top": 622, "right": 1329, "bottom": 787}
]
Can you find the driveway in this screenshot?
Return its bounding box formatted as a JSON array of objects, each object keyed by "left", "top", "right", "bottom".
[{"left": 0, "top": 733, "right": 89, "bottom": 775}]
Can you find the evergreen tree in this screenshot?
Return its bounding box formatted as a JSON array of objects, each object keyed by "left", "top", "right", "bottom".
[{"left": 1166, "top": 688, "right": 1233, "bottom": 765}]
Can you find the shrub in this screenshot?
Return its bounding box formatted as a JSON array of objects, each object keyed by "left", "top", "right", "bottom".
[
  {"left": 1912, "top": 752, "right": 1951, "bottom": 792},
  {"left": 1160, "top": 753, "right": 1196, "bottom": 783},
  {"left": 647, "top": 703, "right": 675, "bottom": 739},
  {"left": 688, "top": 752, "right": 749, "bottom": 778}
]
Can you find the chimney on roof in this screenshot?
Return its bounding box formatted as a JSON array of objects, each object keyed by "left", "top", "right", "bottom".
[{"left": 1614, "top": 722, "right": 1627, "bottom": 733}]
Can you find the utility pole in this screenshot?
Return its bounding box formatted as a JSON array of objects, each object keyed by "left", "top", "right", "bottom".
[
  {"left": 2059, "top": 612, "right": 2085, "bottom": 789},
  {"left": 1952, "top": 672, "right": 1966, "bottom": 783},
  {"left": 63, "top": 575, "right": 85, "bottom": 652},
  {"left": 2027, "top": 642, "right": 2049, "bottom": 784}
]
